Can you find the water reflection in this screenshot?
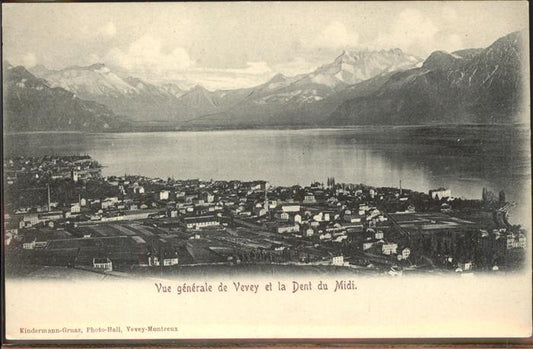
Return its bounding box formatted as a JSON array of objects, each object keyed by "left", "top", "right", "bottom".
[{"left": 4, "top": 126, "right": 529, "bottom": 208}]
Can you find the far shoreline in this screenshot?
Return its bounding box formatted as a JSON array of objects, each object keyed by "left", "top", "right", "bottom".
[{"left": 4, "top": 122, "right": 528, "bottom": 136}]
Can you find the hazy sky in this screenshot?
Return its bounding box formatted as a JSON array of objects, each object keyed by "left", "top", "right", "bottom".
[{"left": 2, "top": 1, "right": 528, "bottom": 90}]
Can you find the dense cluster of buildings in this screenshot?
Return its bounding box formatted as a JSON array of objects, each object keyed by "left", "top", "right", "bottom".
[
  {"left": 3, "top": 155, "right": 527, "bottom": 276},
  {"left": 5, "top": 155, "right": 101, "bottom": 185}
]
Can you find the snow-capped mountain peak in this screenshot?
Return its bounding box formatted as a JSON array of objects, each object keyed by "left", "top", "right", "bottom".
[
  {"left": 29, "top": 63, "right": 137, "bottom": 97},
  {"left": 315, "top": 48, "right": 421, "bottom": 86}
]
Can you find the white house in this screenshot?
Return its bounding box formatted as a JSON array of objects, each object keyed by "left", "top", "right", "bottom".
[
  {"left": 163, "top": 257, "right": 179, "bottom": 266},
  {"left": 159, "top": 190, "right": 170, "bottom": 201},
  {"left": 281, "top": 205, "right": 300, "bottom": 213},
  {"left": 506, "top": 233, "right": 527, "bottom": 249},
  {"left": 331, "top": 255, "right": 344, "bottom": 266},
  {"left": 184, "top": 216, "right": 219, "bottom": 229},
  {"left": 429, "top": 188, "right": 452, "bottom": 200},
  {"left": 382, "top": 243, "right": 398, "bottom": 255},
  {"left": 277, "top": 223, "right": 299, "bottom": 234},
  {"left": 149, "top": 255, "right": 179, "bottom": 267},
  {"left": 23, "top": 239, "right": 36, "bottom": 250},
  {"left": 457, "top": 261, "right": 473, "bottom": 271},
  {"left": 20, "top": 213, "right": 39, "bottom": 228},
  {"left": 70, "top": 203, "right": 81, "bottom": 213},
  {"left": 303, "top": 194, "right": 316, "bottom": 203},
  {"left": 93, "top": 258, "right": 113, "bottom": 271}
]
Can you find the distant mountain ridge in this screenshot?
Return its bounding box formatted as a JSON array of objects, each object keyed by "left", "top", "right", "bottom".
[
  {"left": 7, "top": 30, "right": 527, "bottom": 131},
  {"left": 4, "top": 63, "right": 126, "bottom": 132},
  {"left": 27, "top": 47, "right": 421, "bottom": 126},
  {"left": 330, "top": 31, "right": 527, "bottom": 125},
  {"left": 183, "top": 48, "right": 421, "bottom": 127},
  {"left": 29, "top": 63, "right": 188, "bottom": 122}
]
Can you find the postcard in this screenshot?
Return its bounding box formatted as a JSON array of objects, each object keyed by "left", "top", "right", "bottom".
[{"left": 2, "top": 1, "right": 531, "bottom": 344}]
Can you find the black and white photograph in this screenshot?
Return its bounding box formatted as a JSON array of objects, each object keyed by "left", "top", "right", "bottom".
[{"left": 2, "top": 1, "right": 531, "bottom": 342}]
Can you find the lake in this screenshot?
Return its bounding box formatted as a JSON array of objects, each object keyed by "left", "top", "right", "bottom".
[{"left": 4, "top": 125, "right": 531, "bottom": 223}]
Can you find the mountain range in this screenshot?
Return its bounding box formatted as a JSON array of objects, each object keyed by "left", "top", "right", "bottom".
[
  {"left": 3, "top": 62, "right": 127, "bottom": 132},
  {"left": 330, "top": 31, "right": 527, "bottom": 125},
  {"left": 3, "top": 31, "right": 526, "bottom": 132},
  {"left": 185, "top": 49, "right": 420, "bottom": 127},
  {"left": 28, "top": 63, "right": 187, "bottom": 123}
]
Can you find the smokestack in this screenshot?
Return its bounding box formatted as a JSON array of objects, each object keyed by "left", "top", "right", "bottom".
[
  {"left": 264, "top": 182, "right": 269, "bottom": 211},
  {"left": 399, "top": 179, "right": 402, "bottom": 195},
  {"left": 47, "top": 184, "right": 51, "bottom": 212}
]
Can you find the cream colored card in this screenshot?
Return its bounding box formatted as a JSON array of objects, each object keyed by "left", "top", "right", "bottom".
[{"left": 3, "top": 1, "right": 531, "bottom": 342}]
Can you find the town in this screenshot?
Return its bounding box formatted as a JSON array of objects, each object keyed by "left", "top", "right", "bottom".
[{"left": 3, "top": 155, "right": 527, "bottom": 277}]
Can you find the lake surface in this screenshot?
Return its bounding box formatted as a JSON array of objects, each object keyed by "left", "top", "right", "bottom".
[{"left": 4, "top": 125, "right": 531, "bottom": 222}]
